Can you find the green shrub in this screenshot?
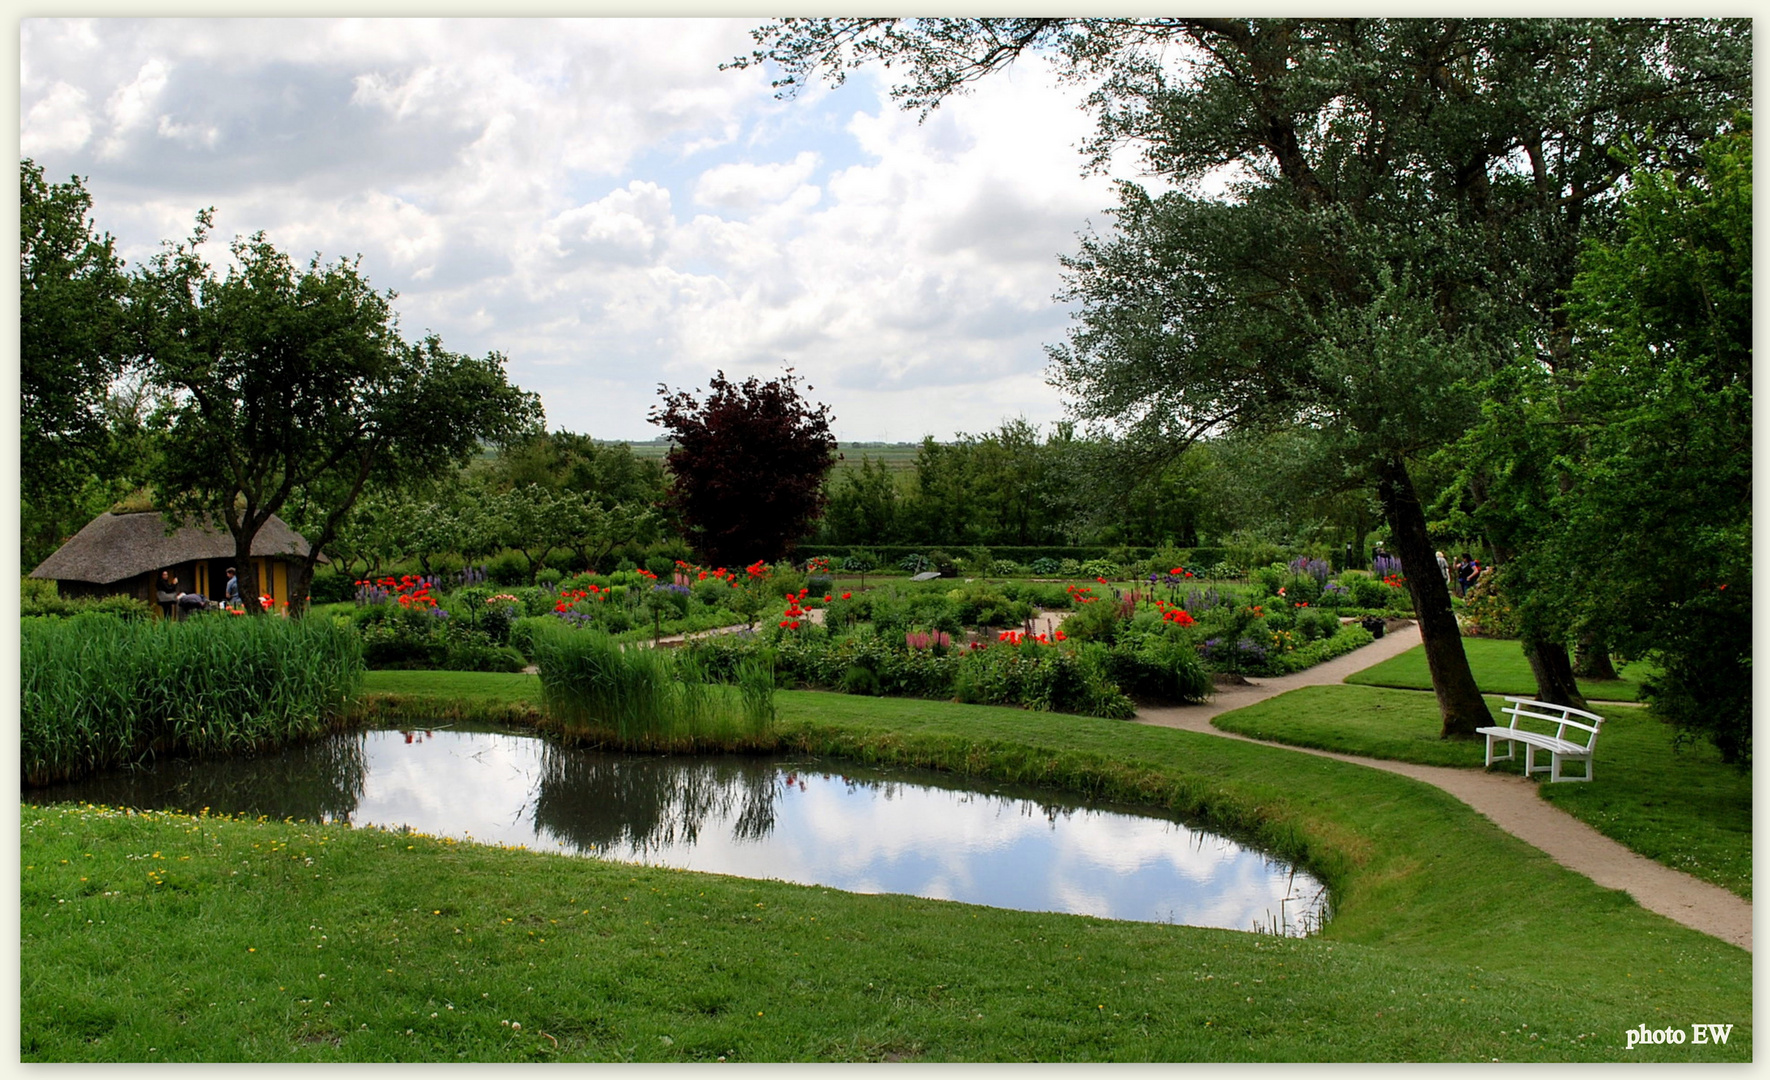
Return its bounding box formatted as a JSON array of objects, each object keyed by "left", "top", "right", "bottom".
[
  {"left": 1275, "top": 624, "right": 1376, "bottom": 673},
  {"left": 19, "top": 589, "right": 154, "bottom": 621},
  {"left": 1104, "top": 636, "right": 1213, "bottom": 704},
  {"left": 945, "top": 581, "right": 1032, "bottom": 628},
  {"left": 840, "top": 549, "right": 877, "bottom": 572},
  {"left": 952, "top": 641, "right": 1133, "bottom": 719},
  {"left": 306, "top": 568, "right": 357, "bottom": 604},
  {"left": 1079, "top": 557, "right": 1119, "bottom": 579},
  {"left": 441, "top": 639, "right": 527, "bottom": 673},
  {"left": 1345, "top": 574, "right": 1392, "bottom": 610},
  {"left": 1057, "top": 596, "right": 1127, "bottom": 644},
  {"left": 1029, "top": 556, "right": 1061, "bottom": 576},
  {"left": 1460, "top": 574, "right": 1518, "bottom": 637},
  {"left": 486, "top": 550, "right": 529, "bottom": 586},
  {"left": 21, "top": 614, "right": 363, "bottom": 785},
  {"left": 534, "top": 567, "right": 564, "bottom": 588},
  {"left": 530, "top": 625, "right": 774, "bottom": 751},
  {"left": 1250, "top": 563, "right": 1286, "bottom": 597},
  {"left": 1294, "top": 607, "right": 1344, "bottom": 642}
]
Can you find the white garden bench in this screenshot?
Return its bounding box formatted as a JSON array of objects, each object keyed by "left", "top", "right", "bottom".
[{"left": 1475, "top": 697, "right": 1605, "bottom": 783}]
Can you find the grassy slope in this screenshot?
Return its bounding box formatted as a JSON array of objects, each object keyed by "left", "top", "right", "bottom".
[
  {"left": 1345, "top": 638, "right": 1651, "bottom": 702},
  {"left": 1211, "top": 685, "right": 1751, "bottom": 899},
  {"left": 21, "top": 678, "right": 1749, "bottom": 1062}
]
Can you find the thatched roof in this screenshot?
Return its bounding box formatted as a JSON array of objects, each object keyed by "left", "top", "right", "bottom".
[{"left": 29, "top": 511, "right": 320, "bottom": 585}]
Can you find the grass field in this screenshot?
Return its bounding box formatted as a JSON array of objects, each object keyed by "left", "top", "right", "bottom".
[
  {"left": 1211, "top": 685, "right": 1751, "bottom": 899},
  {"left": 1345, "top": 638, "right": 1652, "bottom": 702},
  {"left": 19, "top": 676, "right": 1750, "bottom": 1062}
]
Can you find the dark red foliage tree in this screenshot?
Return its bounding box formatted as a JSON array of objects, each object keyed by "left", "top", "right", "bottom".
[{"left": 648, "top": 369, "right": 838, "bottom": 566}]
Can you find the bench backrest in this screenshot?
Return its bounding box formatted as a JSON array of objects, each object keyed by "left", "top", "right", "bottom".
[{"left": 1501, "top": 697, "right": 1603, "bottom": 749}]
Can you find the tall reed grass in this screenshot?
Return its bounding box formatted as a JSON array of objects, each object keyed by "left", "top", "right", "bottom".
[
  {"left": 21, "top": 613, "right": 363, "bottom": 786},
  {"left": 530, "top": 624, "right": 776, "bottom": 752}
]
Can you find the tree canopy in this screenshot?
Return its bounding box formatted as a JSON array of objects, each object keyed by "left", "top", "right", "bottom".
[
  {"left": 134, "top": 215, "right": 542, "bottom": 610},
  {"left": 20, "top": 162, "right": 138, "bottom": 563},
  {"left": 1444, "top": 121, "right": 1751, "bottom": 761},
  {"left": 649, "top": 369, "right": 837, "bottom": 567},
  {"left": 741, "top": 16, "right": 1750, "bottom": 737}
]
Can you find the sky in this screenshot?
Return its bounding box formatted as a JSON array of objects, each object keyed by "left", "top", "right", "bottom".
[{"left": 19, "top": 16, "right": 1145, "bottom": 443}]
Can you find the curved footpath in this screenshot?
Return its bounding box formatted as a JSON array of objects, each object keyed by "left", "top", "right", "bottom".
[{"left": 1136, "top": 623, "right": 1752, "bottom": 952}]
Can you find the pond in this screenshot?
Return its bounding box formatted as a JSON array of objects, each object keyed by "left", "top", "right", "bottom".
[{"left": 25, "top": 724, "right": 1328, "bottom": 935}]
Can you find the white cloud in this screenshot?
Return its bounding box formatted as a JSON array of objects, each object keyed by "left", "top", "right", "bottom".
[
  {"left": 21, "top": 81, "right": 93, "bottom": 155},
  {"left": 19, "top": 17, "right": 1128, "bottom": 441},
  {"left": 693, "top": 150, "right": 821, "bottom": 211}
]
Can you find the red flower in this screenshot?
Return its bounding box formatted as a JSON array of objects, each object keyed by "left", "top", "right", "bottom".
[{"left": 841, "top": 592, "right": 852, "bottom": 600}]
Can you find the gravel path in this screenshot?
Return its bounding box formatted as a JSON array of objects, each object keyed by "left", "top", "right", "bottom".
[{"left": 1135, "top": 622, "right": 1752, "bottom": 951}]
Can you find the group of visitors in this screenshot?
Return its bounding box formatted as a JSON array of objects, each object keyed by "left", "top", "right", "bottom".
[
  {"left": 1446, "top": 552, "right": 1484, "bottom": 597},
  {"left": 155, "top": 567, "right": 246, "bottom": 619}
]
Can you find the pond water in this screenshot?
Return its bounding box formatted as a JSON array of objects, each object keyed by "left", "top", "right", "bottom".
[{"left": 26, "top": 725, "right": 1328, "bottom": 935}]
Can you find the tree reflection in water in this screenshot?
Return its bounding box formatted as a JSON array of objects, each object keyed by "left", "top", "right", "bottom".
[
  {"left": 530, "top": 749, "right": 783, "bottom": 855},
  {"left": 23, "top": 731, "right": 369, "bottom": 824}
]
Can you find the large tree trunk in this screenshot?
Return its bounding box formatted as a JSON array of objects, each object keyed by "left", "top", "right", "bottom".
[
  {"left": 1522, "top": 634, "right": 1587, "bottom": 709},
  {"left": 231, "top": 523, "right": 266, "bottom": 617},
  {"left": 1374, "top": 455, "right": 1491, "bottom": 740},
  {"left": 1573, "top": 631, "right": 1619, "bottom": 680}
]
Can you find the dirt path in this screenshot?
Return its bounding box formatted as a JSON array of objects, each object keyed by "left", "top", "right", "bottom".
[{"left": 1136, "top": 622, "right": 1752, "bottom": 951}]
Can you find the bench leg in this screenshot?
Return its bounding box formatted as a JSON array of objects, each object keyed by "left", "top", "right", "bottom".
[
  {"left": 1550, "top": 755, "right": 1593, "bottom": 783},
  {"left": 1484, "top": 736, "right": 1514, "bottom": 768}
]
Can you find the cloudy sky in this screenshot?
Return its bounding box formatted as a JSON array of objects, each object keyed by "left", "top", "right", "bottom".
[{"left": 20, "top": 17, "right": 1141, "bottom": 443}]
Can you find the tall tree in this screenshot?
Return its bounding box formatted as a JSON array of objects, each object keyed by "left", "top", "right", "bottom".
[
  {"left": 135, "top": 215, "right": 542, "bottom": 611},
  {"left": 741, "top": 17, "right": 1749, "bottom": 737},
  {"left": 20, "top": 161, "right": 135, "bottom": 566},
  {"left": 1454, "top": 123, "right": 1751, "bottom": 760},
  {"left": 649, "top": 369, "right": 837, "bottom": 566}
]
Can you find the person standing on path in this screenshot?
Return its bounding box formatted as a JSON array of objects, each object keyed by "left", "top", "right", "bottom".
[{"left": 224, "top": 567, "right": 241, "bottom": 610}]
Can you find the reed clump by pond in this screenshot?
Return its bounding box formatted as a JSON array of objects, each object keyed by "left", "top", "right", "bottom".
[
  {"left": 530, "top": 624, "right": 776, "bottom": 752},
  {"left": 21, "top": 613, "right": 363, "bottom": 786}
]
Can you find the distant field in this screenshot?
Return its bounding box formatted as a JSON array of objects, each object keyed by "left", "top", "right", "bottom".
[{"left": 605, "top": 440, "right": 924, "bottom": 475}]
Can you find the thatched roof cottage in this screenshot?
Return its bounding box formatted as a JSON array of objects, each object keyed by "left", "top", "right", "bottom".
[{"left": 29, "top": 510, "right": 321, "bottom": 613}]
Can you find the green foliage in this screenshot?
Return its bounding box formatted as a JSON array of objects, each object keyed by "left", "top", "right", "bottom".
[
  {"left": 529, "top": 625, "right": 775, "bottom": 751},
  {"left": 942, "top": 581, "right": 1032, "bottom": 628},
  {"left": 1055, "top": 595, "right": 1125, "bottom": 644},
  {"left": 20, "top": 162, "right": 132, "bottom": 504},
  {"left": 134, "top": 215, "right": 542, "bottom": 609},
  {"left": 1103, "top": 636, "right": 1212, "bottom": 704},
  {"left": 1438, "top": 122, "right": 1752, "bottom": 760},
  {"left": 19, "top": 586, "right": 154, "bottom": 621},
  {"left": 21, "top": 614, "right": 362, "bottom": 785},
  {"left": 1457, "top": 571, "right": 1520, "bottom": 639}
]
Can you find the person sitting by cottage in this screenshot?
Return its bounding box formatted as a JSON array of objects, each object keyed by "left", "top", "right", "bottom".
[
  {"left": 157, "top": 570, "right": 185, "bottom": 620},
  {"left": 224, "top": 567, "right": 241, "bottom": 609}
]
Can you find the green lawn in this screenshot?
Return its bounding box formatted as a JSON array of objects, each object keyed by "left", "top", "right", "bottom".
[
  {"left": 20, "top": 677, "right": 1750, "bottom": 1062},
  {"left": 1212, "top": 684, "right": 1750, "bottom": 899},
  {"left": 1345, "top": 637, "right": 1653, "bottom": 702}
]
